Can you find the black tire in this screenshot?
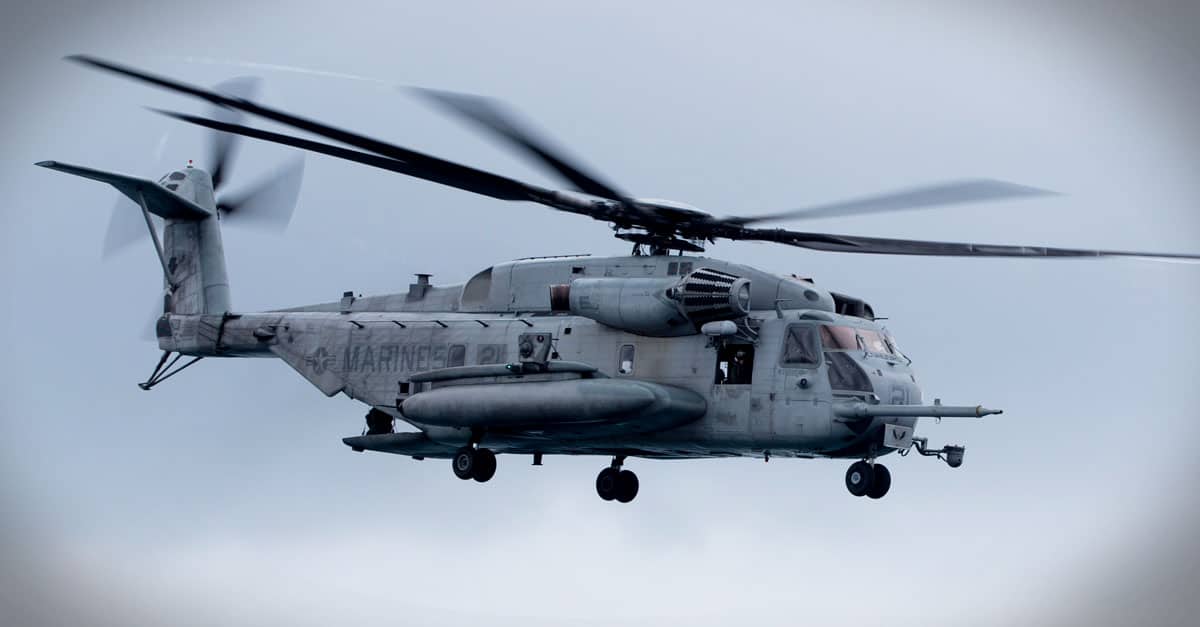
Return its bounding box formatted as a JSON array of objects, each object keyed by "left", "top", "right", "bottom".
[
  {"left": 845, "top": 460, "right": 874, "bottom": 497},
  {"left": 615, "top": 470, "right": 639, "bottom": 503},
  {"left": 452, "top": 447, "right": 475, "bottom": 480},
  {"left": 472, "top": 448, "right": 497, "bottom": 483},
  {"left": 595, "top": 467, "right": 618, "bottom": 501},
  {"left": 867, "top": 464, "right": 891, "bottom": 499}
]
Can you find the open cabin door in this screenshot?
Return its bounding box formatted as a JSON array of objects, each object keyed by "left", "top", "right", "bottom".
[{"left": 709, "top": 341, "right": 757, "bottom": 436}]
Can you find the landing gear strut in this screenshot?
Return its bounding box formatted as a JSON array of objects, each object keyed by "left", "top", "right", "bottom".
[
  {"left": 452, "top": 438, "right": 497, "bottom": 483},
  {"left": 596, "top": 456, "right": 639, "bottom": 503},
  {"left": 845, "top": 460, "right": 891, "bottom": 499}
]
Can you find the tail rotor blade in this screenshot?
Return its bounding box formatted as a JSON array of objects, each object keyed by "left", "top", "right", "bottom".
[
  {"left": 141, "top": 296, "right": 164, "bottom": 342},
  {"left": 102, "top": 195, "right": 155, "bottom": 258},
  {"left": 217, "top": 155, "right": 305, "bottom": 231},
  {"left": 208, "top": 76, "right": 260, "bottom": 191}
]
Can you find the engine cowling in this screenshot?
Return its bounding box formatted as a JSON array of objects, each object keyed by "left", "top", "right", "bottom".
[
  {"left": 557, "top": 267, "right": 751, "bottom": 336},
  {"left": 668, "top": 267, "right": 752, "bottom": 327}
]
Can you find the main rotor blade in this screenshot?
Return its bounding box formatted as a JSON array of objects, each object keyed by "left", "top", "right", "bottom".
[
  {"left": 740, "top": 228, "right": 1200, "bottom": 261},
  {"left": 413, "top": 88, "right": 630, "bottom": 203},
  {"left": 208, "top": 76, "right": 260, "bottom": 191},
  {"left": 155, "top": 109, "right": 543, "bottom": 202},
  {"left": 216, "top": 155, "right": 305, "bottom": 231},
  {"left": 727, "top": 179, "right": 1056, "bottom": 225},
  {"left": 69, "top": 56, "right": 535, "bottom": 195},
  {"left": 72, "top": 56, "right": 623, "bottom": 220}
]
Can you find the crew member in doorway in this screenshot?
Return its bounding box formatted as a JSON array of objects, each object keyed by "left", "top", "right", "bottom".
[{"left": 727, "top": 349, "right": 753, "bottom": 385}]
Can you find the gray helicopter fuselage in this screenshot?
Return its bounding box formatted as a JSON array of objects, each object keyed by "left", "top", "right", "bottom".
[{"left": 160, "top": 253, "right": 921, "bottom": 460}]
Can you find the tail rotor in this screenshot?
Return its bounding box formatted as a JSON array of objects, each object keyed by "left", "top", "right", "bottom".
[{"left": 99, "top": 75, "right": 305, "bottom": 258}]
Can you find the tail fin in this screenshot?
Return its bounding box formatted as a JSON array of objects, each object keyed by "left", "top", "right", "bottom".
[{"left": 36, "top": 160, "right": 231, "bottom": 315}]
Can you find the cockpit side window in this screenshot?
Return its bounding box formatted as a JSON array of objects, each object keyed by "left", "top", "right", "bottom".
[{"left": 782, "top": 325, "right": 820, "bottom": 366}]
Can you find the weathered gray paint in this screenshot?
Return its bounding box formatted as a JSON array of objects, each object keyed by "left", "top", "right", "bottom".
[
  {"left": 37, "top": 161, "right": 967, "bottom": 465},
  {"left": 154, "top": 262, "right": 931, "bottom": 461}
]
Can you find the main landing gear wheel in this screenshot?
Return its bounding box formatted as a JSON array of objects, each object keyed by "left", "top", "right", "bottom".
[
  {"left": 472, "top": 448, "right": 497, "bottom": 483},
  {"left": 596, "top": 466, "right": 639, "bottom": 503},
  {"left": 867, "top": 464, "right": 891, "bottom": 499},
  {"left": 452, "top": 447, "right": 498, "bottom": 482},
  {"left": 596, "top": 467, "right": 618, "bottom": 501},
  {"left": 452, "top": 447, "right": 475, "bottom": 480},
  {"left": 615, "top": 470, "right": 639, "bottom": 503},
  {"left": 845, "top": 460, "right": 874, "bottom": 497}
]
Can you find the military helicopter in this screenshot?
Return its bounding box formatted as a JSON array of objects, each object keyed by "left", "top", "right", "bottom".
[{"left": 39, "top": 55, "right": 1200, "bottom": 504}]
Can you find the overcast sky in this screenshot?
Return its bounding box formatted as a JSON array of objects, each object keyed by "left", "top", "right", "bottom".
[{"left": 2, "top": 2, "right": 1199, "bottom": 626}]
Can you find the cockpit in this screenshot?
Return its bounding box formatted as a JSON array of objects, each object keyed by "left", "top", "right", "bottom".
[{"left": 780, "top": 321, "right": 906, "bottom": 395}]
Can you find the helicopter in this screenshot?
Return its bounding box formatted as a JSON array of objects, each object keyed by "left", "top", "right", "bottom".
[{"left": 38, "top": 55, "right": 1200, "bottom": 504}]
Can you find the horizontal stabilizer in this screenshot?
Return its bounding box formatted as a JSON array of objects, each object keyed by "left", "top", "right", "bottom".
[{"left": 36, "top": 160, "right": 211, "bottom": 220}]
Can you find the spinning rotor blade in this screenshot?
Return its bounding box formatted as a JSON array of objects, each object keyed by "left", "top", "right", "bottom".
[
  {"left": 208, "top": 76, "right": 260, "bottom": 190},
  {"left": 69, "top": 56, "right": 504, "bottom": 180},
  {"left": 155, "top": 109, "right": 542, "bottom": 203},
  {"left": 74, "top": 56, "right": 617, "bottom": 221},
  {"left": 215, "top": 155, "right": 305, "bottom": 231},
  {"left": 413, "top": 88, "right": 630, "bottom": 202},
  {"left": 728, "top": 179, "right": 1056, "bottom": 225},
  {"left": 72, "top": 55, "right": 1198, "bottom": 262},
  {"left": 102, "top": 194, "right": 154, "bottom": 258},
  {"left": 741, "top": 228, "right": 1200, "bottom": 261}
]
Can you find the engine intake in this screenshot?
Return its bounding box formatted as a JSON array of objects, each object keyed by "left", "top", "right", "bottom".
[
  {"left": 668, "top": 268, "right": 752, "bottom": 327},
  {"left": 557, "top": 267, "right": 751, "bottom": 336}
]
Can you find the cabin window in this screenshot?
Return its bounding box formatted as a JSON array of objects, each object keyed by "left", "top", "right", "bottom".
[
  {"left": 715, "top": 345, "right": 754, "bottom": 385},
  {"left": 617, "top": 344, "right": 635, "bottom": 375},
  {"left": 782, "top": 325, "right": 820, "bottom": 366},
  {"left": 447, "top": 344, "right": 466, "bottom": 368}
]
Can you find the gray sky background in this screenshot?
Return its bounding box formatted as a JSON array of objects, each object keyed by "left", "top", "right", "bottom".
[{"left": 2, "top": 1, "right": 1199, "bottom": 625}]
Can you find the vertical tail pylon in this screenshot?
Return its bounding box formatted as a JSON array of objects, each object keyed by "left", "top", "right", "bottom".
[
  {"left": 158, "top": 165, "right": 231, "bottom": 315},
  {"left": 35, "top": 160, "right": 232, "bottom": 316}
]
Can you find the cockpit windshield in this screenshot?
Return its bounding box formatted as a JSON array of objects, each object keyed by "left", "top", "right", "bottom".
[{"left": 820, "top": 324, "right": 899, "bottom": 357}]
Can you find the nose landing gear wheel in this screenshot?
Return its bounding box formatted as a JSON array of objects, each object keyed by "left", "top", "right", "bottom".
[
  {"left": 866, "top": 464, "right": 891, "bottom": 499},
  {"left": 845, "top": 460, "right": 874, "bottom": 497}
]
